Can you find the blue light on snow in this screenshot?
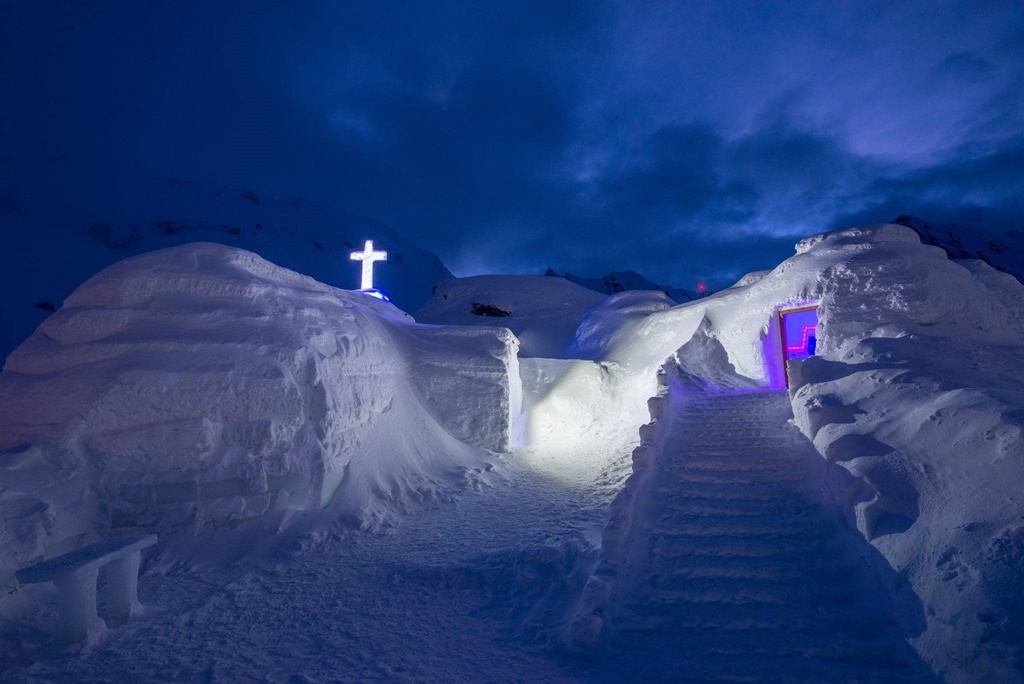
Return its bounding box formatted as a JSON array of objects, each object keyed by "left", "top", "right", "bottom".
[{"left": 358, "top": 288, "right": 391, "bottom": 302}]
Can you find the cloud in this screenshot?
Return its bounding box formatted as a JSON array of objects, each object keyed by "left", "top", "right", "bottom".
[
  {"left": 1, "top": 1, "right": 1022, "bottom": 290},
  {"left": 831, "top": 135, "right": 1024, "bottom": 233},
  {"left": 933, "top": 51, "right": 997, "bottom": 81}
]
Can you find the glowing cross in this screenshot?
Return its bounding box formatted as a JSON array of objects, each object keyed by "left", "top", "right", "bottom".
[{"left": 350, "top": 240, "right": 387, "bottom": 290}]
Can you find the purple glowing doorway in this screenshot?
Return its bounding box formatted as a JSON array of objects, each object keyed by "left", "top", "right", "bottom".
[{"left": 779, "top": 305, "right": 819, "bottom": 387}]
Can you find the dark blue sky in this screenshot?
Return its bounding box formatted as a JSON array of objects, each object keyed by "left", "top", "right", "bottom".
[{"left": 2, "top": 1, "right": 1023, "bottom": 288}]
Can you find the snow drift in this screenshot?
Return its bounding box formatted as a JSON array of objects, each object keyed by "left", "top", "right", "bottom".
[{"left": 0, "top": 243, "right": 521, "bottom": 593}]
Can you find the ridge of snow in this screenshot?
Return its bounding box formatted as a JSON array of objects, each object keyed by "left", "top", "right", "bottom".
[
  {"left": 546, "top": 268, "right": 699, "bottom": 303},
  {"left": 893, "top": 214, "right": 1024, "bottom": 284}
]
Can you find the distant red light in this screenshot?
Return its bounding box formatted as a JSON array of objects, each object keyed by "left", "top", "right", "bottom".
[{"left": 697, "top": 283, "right": 705, "bottom": 292}]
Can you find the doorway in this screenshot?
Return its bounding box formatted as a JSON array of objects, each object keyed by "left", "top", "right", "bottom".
[{"left": 779, "top": 305, "right": 819, "bottom": 387}]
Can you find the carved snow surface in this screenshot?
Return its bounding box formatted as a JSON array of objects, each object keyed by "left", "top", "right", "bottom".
[
  {"left": 0, "top": 243, "right": 519, "bottom": 588},
  {"left": 2, "top": 222, "right": 1023, "bottom": 681},
  {"left": 603, "top": 390, "right": 936, "bottom": 681}
]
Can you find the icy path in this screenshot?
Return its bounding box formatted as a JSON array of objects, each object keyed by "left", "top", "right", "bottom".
[{"left": 606, "top": 390, "right": 936, "bottom": 682}]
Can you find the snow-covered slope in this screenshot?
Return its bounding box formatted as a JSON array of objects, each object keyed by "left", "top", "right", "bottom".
[
  {"left": 548, "top": 269, "right": 699, "bottom": 303},
  {"left": 416, "top": 275, "right": 606, "bottom": 358},
  {"left": 0, "top": 243, "right": 519, "bottom": 595},
  {"left": 0, "top": 180, "right": 452, "bottom": 362},
  {"left": 895, "top": 214, "right": 1024, "bottom": 283},
  {"left": 561, "top": 224, "right": 1023, "bottom": 681}
]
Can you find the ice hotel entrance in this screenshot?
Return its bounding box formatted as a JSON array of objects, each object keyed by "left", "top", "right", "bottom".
[{"left": 779, "top": 305, "right": 819, "bottom": 388}]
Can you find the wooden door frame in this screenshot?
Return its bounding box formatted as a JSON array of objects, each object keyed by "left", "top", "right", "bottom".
[{"left": 779, "top": 305, "right": 819, "bottom": 389}]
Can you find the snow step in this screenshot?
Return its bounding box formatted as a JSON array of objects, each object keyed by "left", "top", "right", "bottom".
[
  {"left": 648, "top": 551, "right": 862, "bottom": 577},
  {"left": 649, "top": 482, "right": 808, "bottom": 501},
  {"left": 646, "top": 562, "right": 856, "bottom": 585},
  {"left": 662, "top": 455, "right": 808, "bottom": 469},
  {"left": 614, "top": 601, "right": 892, "bottom": 637},
  {"left": 665, "top": 448, "right": 800, "bottom": 459},
  {"left": 682, "top": 429, "right": 791, "bottom": 437},
  {"left": 659, "top": 469, "right": 812, "bottom": 485},
  {"left": 649, "top": 536, "right": 843, "bottom": 561},
  {"left": 645, "top": 518, "right": 826, "bottom": 538},
  {"left": 649, "top": 521, "right": 834, "bottom": 539},
  {"left": 661, "top": 464, "right": 806, "bottom": 478},
  {"left": 610, "top": 634, "right": 921, "bottom": 676},
  {"left": 658, "top": 499, "right": 818, "bottom": 517},
  {"left": 642, "top": 575, "right": 866, "bottom": 607}
]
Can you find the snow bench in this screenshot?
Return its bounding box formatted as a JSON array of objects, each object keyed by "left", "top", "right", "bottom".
[{"left": 15, "top": 534, "right": 157, "bottom": 643}]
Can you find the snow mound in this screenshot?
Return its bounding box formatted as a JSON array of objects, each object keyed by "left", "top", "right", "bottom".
[
  {"left": 416, "top": 275, "right": 606, "bottom": 358},
  {"left": 0, "top": 243, "right": 520, "bottom": 591},
  {"left": 565, "top": 291, "right": 676, "bottom": 361}
]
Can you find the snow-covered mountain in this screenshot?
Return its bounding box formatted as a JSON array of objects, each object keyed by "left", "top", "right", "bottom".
[
  {"left": 894, "top": 214, "right": 1024, "bottom": 283},
  {"left": 545, "top": 268, "right": 701, "bottom": 303},
  {"left": 0, "top": 180, "right": 452, "bottom": 362}
]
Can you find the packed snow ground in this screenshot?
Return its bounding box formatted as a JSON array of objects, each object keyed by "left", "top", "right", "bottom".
[
  {"left": 1, "top": 458, "right": 612, "bottom": 682},
  {"left": 2, "top": 223, "right": 1023, "bottom": 681}
]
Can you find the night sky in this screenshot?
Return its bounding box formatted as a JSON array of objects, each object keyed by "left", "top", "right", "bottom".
[{"left": 2, "top": 1, "right": 1023, "bottom": 288}]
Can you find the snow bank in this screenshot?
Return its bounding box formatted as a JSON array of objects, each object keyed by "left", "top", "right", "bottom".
[
  {"left": 783, "top": 238, "right": 1024, "bottom": 682},
  {"left": 0, "top": 243, "right": 520, "bottom": 593},
  {"left": 563, "top": 224, "right": 1024, "bottom": 680},
  {"left": 416, "top": 275, "right": 606, "bottom": 358},
  {"left": 569, "top": 368, "right": 671, "bottom": 648}
]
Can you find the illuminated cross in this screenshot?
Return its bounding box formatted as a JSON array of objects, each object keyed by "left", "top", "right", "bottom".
[{"left": 350, "top": 240, "right": 387, "bottom": 289}]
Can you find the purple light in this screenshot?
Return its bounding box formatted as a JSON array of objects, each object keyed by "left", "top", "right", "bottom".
[
  {"left": 786, "top": 325, "right": 816, "bottom": 354},
  {"left": 781, "top": 307, "right": 818, "bottom": 363}
]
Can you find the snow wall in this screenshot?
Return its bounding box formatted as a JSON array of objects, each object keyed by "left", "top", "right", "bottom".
[
  {"left": 566, "top": 225, "right": 1024, "bottom": 682},
  {"left": 0, "top": 243, "right": 522, "bottom": 594}
]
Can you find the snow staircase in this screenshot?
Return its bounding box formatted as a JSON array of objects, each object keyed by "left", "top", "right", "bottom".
[{"left": 612, "top": 390, "right": 933, "bottom": 682}]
